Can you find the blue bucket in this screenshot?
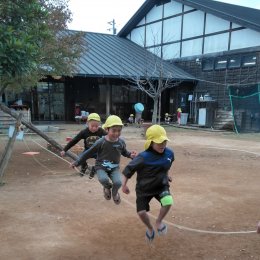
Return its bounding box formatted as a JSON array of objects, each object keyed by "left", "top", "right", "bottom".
[{"left": 134, "top": 103, "right": 144, "bottom": 113}]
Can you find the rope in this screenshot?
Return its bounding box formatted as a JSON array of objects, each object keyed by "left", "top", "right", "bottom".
[{"left": 27, "top": 138, "right": 257, "bottom": 235}]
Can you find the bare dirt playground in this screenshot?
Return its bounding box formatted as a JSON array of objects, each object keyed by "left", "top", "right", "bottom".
[{"left": 0, "top": 124, "right": 260, "bottom": 260}]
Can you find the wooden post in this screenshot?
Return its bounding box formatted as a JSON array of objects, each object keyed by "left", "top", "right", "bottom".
[{"left": 0, "top": 113, "right": 23, "bottom": 185}]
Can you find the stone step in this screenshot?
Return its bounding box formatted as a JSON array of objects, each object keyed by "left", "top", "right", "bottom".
[{"left": 0, "top": 110, "right": 31, "bottom": 129}]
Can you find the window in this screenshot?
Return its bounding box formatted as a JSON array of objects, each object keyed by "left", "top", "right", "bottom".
[
  {"left": 202, "top": 59, "right": 214, "bottom": 71},
  {"left": 242, "top": 54, "right": 257, "bottom": 67},
  {"left": 228, "top": 56, "right": 241, "bottom": 68},
  {"left": 215, "top": 57, "right": 227, "bottom": 70}
]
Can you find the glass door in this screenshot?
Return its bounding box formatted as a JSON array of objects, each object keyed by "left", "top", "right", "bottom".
[{"left": 36, "top": 82, "right": 65, "bottom": 120}]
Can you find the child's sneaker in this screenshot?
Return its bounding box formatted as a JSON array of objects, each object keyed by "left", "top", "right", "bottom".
[
  {"left": 112, "top": 192, "right": 121, "bottom": 205},
  {"left": 103, "top": 187, "right": 111, "bottom": 200},
  {"left": 89, "top": 166, "right": 95, "bottom": 179},
  {"left": 80, "top": 165, "right": 88, "bottom": 176}
]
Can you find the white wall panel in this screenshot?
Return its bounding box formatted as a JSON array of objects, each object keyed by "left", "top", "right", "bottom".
[
  {"left": 184, "top": 5, "right": 193, "bottom": 11},
  {"left": 131, "top": 27, "right": 145, "bottom": 46},
  {"left": 181, "top": 38, "right": 203, "bottom": 57},
  {"left": 183, "top": 11, "right": 204, "bottom": 38},
  {"left": 205, "top": 14, "right": 230, "bottom": 34},
  {"left": 163, "top": 16, "right": 182, "bottom": 43},
  {"left": 162, "top": 42, "right": 181, "bottom": 59},
  {"left": 146, "top": 5, "right": 163, "bottom": 23},
  {"left": 164, "top": 1, "right": 182, "bottom": 17},
  {"left": 232, "top": 22, "right": 242, "bottom": 29},
  {"left": 146, "top": 22, "right": 162, "bottom": 46},
  {"left": 204, "top": 33, "right": 229, "bottom": 54},
  {"left": 230, "top": 29, "right": 260, "bottom": 50}
]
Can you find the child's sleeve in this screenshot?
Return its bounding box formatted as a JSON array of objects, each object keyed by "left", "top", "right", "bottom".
[
  {"left": 122, "top": 155, "right": 143, "bottom": 179},
  {"left": 120, "top": 140, "right": 132, "bottom": 158},
  {"left": 63, "top": 129, "right": 85, "bottom": 152},
  {"left": 73, "top": 139, "right": 101, "bottom": 166}
]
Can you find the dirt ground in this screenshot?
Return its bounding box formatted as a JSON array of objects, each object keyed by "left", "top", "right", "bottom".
[{"left": 0, "top": 124, "right": 259, "bottom": 260}]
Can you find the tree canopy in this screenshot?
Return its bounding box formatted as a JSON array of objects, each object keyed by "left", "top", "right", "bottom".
[{"left": 0, "top": 0, "right": 85, "bottom": 93}]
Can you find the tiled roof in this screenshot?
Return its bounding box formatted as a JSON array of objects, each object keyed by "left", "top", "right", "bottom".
[
  {"left": 118, "top": 0, "right": 260, "bottom": 37},
  {"left": 75, "top": 31, "right": 194, "bottom": 80}
]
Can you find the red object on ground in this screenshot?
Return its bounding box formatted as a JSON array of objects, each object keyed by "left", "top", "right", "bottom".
[
  {"left": 257, "top": 222, "right": 260, "bottom": 234},
  {"left": 66, "top": 137, "right": 72, "bottom": 142}
]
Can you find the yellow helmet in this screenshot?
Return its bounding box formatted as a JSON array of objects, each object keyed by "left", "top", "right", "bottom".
[
  {"left": 165, "top": 113, "right": 169, "bottom": 116},
  {"left": 177, "top": 108, "right": 182, "bottom": 112},
  {"left": 130, "top": 114, "right": 134, "bottom": 117},
  {"left": 103, "top": 115, "right": 123, "bottom": 129},
  {"left": 144, "top": 124, "right": 170, "bottom": 150},
  {"left": 87, "top": 113, "right": 100, "bottom": 122}
]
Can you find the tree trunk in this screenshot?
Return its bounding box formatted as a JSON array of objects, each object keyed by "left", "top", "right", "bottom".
[
  {"left": 158, "top": 78, "right": 162, "bottom": 125},
  {"left": 158, "top": 93, "right": 161, "bottom": 125},
  {"left": 0, "top": 103, "right": 78, "bottom": 161},
  {"left": 152, "top": 97, "right": 159, "bottom": 124},
  {"left": 0, "top": 113, "right": 23, "bottom": 185}
]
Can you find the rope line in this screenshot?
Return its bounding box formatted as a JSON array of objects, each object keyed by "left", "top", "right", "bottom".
[
  {"left": 207, "top": 146, "right": 260, "bottom": 156},
  {"left": 28, "top": 138, "right": 257, "bottom": 235}
]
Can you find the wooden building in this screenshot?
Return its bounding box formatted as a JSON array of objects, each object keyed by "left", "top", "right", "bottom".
[
  {"left": 118, "top": 0, "right": 260, "bottom": 130},
  {"left": 2, "top": 0, "right": 260, "bottom": 131}
]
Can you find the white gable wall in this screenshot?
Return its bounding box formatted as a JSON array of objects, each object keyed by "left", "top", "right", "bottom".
[{"left": 126, "top": 0, "right": 260, "bottom": 59}]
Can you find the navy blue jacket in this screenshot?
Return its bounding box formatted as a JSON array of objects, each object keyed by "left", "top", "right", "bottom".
[{"left": 122, "top": 147, "right": 174, "bottom": 196}]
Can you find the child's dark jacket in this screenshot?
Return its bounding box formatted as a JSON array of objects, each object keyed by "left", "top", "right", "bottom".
[
  {"left": 74, "top": 137, "right": 131, "bottom": 171},
  {"left": 122, "top": 147, "right": 174, "bottom": 196},
  {"left": 63, "top": 127, "right": 106, "bottom": 152}
]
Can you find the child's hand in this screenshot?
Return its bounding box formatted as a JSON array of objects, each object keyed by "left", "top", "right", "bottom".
[
  {"left": 60, "top": 151, "right": 65, "bottom": 157},
  {"left": 130, "top": 150, "right": 138, "bottom": 159},
  {"left": 122, "top": 185, "right": 130, "bottom": 194},
  {"left": 70, "top": 162, "right": 76, "bottom": 169}
]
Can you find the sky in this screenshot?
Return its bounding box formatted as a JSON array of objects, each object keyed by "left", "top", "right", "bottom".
[{"left": 67, "top": 0, "right": 260, "bottom": 34}]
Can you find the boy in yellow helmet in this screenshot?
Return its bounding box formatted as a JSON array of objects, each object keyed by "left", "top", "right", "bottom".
[
  {"left": 122, "top": 124, "right": 174, "bottom": 243},
  {"left": 61, "top": 113, "right": 106, "bottom": 177},
  {"left": 71, "top": 115, "right": 137, "bottom": 204}
]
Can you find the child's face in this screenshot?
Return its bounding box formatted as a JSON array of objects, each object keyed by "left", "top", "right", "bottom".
[
  {"left": 152, "top": 140, "right": 167, "bottom": 153},
  {"left": 88, "top": 120, "right": 100, "bottom": 133},
  {"left": 107, "top": 126, "right": 122, "bottom": 141}
]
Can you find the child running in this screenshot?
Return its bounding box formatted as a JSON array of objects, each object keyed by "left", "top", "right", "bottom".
[
  {"left": 122, "top": 124, "right": 174, "bottom": 242},
  {"left": 61, "top": 113, "right": 106, "bottom": 178},
  {"left": 71, "top": 115, "right": 137, "bottom": 204}
]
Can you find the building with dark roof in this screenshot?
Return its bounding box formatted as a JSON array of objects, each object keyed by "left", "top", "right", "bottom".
[
  {"left": 3, "top": 0, "right": 260, "bottom": 131},
  {"left": 4, "top": 30, "right": 195, "bottom": 123},
  {"left": 118, "top": 0, "right": 260, "bottom": 131}
]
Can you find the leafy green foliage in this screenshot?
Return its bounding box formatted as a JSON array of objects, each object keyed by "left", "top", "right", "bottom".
[{"left": 0, "top": 0, "right": 85, "bottom": 92}]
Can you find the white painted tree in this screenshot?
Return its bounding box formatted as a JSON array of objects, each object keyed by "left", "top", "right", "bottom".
[
  {"left": 127, "top": 69, "right": 180, "bottom": 124},
  {"left": 123, "top": 33, "right": 182, "bottom": 124}
]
